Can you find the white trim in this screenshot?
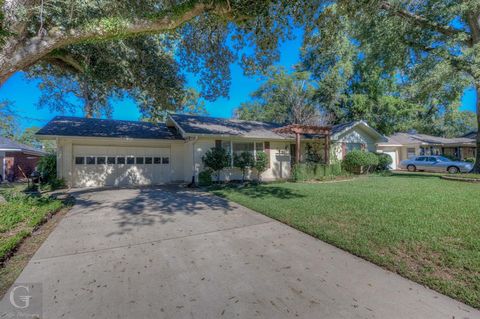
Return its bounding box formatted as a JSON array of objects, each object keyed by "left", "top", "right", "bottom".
[{"left": 332, "top": 121, "right": 387, "bottom": 142}]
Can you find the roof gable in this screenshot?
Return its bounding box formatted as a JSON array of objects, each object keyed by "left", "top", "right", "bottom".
[
  {"left": 37, "top": 116, "right": 183, "bottom": 140},
  {"left": 331, "top": 121, "right": 387, "bottom": 142},
  {"left": 0, "top": 136, "right": 46, "bottom": 155}
]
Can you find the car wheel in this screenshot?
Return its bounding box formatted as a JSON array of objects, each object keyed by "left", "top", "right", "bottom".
[
  {"left": 407, "top": 165, "right": 416, "bottom": 172},
  {"left": 447, "top": 166, "right": 459, "bottom": 174}
]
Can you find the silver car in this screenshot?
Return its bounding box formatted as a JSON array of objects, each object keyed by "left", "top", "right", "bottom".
[{"left": 399, "top": 156, "right": 473, "bottom": 174}]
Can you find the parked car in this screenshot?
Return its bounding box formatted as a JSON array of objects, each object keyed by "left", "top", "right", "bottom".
[{"left": 399, "top": 156, "right": 473, "bottom": 174}]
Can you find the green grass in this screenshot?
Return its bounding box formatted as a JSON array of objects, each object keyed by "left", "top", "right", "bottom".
[
  {"left": 0, "top": 186, "right": 64, "bottom": 261},
  {"left": 211, "top": 175, "right": 480, "bottom": 308}
]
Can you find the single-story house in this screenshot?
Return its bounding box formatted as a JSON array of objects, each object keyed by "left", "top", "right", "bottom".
[
  {"left": 0, "top": 136, "right": 46, "bottom": 182},
  {"left": 377, "top": 131, "right": 477, "bottom": 170},
  {"left": 36, "top": 114, "right": 386, "bottom": 188}
]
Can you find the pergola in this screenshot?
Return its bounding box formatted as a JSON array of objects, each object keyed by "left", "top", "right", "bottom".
[{"left": 273, "top": 124, "right": 332, "bottom": 165}]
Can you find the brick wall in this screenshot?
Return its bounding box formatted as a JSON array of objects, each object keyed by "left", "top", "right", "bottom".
[{"left": 5, "top": 152, "right": 42, "bottom": 181}]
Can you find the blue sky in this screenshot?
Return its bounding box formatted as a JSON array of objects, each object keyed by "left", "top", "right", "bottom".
[{"left": 0, "top": 34, "right": 476, "bottom": 131}]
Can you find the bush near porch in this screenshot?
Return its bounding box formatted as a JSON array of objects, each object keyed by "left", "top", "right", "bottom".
[
  {"left": 291, "top": 162, "right": 344, "bottom": 181},
  {"left": 211, "top": 175, "right": 480, "bottom": 308}
]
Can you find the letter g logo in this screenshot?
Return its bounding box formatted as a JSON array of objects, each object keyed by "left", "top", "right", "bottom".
[{"left": 9, "top": 285, "right": 32, "bottom": 309}]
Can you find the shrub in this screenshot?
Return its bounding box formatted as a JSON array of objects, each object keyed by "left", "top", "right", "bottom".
[
  {"left": 234, "top": 151, "right": 254, "bottom": 182},
  {"left": 465, "top": 157, "right": 475, "bottom": 163},
  {"left": 343, "top": 150, "right": 378, "bottom": 174},
  {"left": 375, "top": 153, "right": 393, "bottom": 172},
  {"left": 198, "top": 169, "right": 213, "bottom": 186},
  {"left": 254, "top": 151, "right": 268, "bottom": 181},
  {"left": 39, "top": 178, "right": 66, "bottom": 192},
  {"left": 202, "top": 148, "right": 230, "bottom": 182},
  {"left": 37, "top": 154, "right": 57, "bottom": 183},
  {"left": 292, "top": 162, "right": 344, "bottom": 182}
]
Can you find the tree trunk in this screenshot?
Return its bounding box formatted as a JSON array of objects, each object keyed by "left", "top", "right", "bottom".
[{"left": 473, "top": 82, "right": 480, "bottom": 173}]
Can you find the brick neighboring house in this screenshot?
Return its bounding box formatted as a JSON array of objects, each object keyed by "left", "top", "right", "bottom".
[{"left": 0, "top": 137, "right": 47, "bottom": 182}]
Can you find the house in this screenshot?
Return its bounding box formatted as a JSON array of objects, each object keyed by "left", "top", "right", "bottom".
[
  {"left": 377, "top": 131, "right": 477, "bottom": 170},
  {"left": 36, "top": 114, "right": 386, "bottom": 188},
  {"left": 0, "top": 136, "right": 47, "bottom": 182}
]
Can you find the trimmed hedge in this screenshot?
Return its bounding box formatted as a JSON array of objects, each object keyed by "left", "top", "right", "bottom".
[
  {"left": 292, "top": 162, "right": 344, "bottom": 182},
  {"left": 343, "top": 150, "right": 379, "bottom": 174}
]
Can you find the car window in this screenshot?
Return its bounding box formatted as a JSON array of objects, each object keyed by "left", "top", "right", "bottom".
[
  {"left": 437, "top": 156, "right": 451, "bottom": 162},
  {"left": 416, "top": 157, "right": 426, "bottom": 161},
  {"left": 427, "top": 157, "right": 437, "bottom": 162}
]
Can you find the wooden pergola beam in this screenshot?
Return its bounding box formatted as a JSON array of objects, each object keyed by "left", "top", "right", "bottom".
[{"left": 273, "top": 124, "right": 332, "bottom": 165}]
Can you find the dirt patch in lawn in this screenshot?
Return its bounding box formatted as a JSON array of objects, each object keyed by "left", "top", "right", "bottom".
[{"left": 0, "top": 207, "right": 69, "bottom": 299}]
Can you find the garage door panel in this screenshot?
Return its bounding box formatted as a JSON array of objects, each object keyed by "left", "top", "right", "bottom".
[{"left": 73, "top": 146, "right": 171, "bottom": 187}]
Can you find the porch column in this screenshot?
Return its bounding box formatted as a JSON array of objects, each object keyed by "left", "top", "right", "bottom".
[
  {"left": 295, "top": 132, "right": 301, "bottom": 164},
  {"left": 324, "top": 135, "right": 330, "bottom": 164}
]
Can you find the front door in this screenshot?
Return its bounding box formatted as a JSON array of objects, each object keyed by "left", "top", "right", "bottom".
[{"left": 5, "top": 157, "right": 14, "bottom": 182}]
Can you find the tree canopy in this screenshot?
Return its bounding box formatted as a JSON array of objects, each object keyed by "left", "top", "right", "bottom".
[
  {"left": 300, "top": 1, "right": 480, "bottom": 170},
  {"left": 236, "top": 67, "right": 330, "bottom": 125}
]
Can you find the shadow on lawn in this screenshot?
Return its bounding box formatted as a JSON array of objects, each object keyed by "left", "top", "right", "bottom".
[
  {"left": 215, "top": 184, "right": 305, "bottom": 200},
  {"left": 390, "top": 172, "right": 442, "bottom": 179}
]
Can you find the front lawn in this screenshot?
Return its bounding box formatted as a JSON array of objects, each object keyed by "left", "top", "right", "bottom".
[
  {"left": 0, "top": 185, "right": 65, "bottom": 261},
  {"left": 211, "top": 175, "right": 480, "bottom": 308}
]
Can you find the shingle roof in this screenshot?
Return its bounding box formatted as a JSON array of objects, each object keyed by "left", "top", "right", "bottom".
[
  {"left": 0, "top": 136, "right": 46, "bottom": 155},
  {"left": 385, "top": 132, "right": 475, "bottom": 146},
  {"left": 36, "top": 116, "right": 183, "bottom": 140},
  {"left": 169, "top": 114, "right": 290, "bottom": 139},
  {"left": 462, "top": 131, "right": 477, "bottom": 139},
  {"left": 331, "top": 121, "right": 357, "bottom": 135}
]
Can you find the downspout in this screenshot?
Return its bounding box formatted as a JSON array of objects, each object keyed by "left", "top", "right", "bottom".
[{"left": 188, "top": 136, "right": 199, "bottom": 187}]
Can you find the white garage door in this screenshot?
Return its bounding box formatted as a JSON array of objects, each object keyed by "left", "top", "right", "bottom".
[
  {"left": 384, "top": 151, "right": 397, "bottom": 170},
  {"left": 73, "top": 145, "right": 171, "bottom": 187}
]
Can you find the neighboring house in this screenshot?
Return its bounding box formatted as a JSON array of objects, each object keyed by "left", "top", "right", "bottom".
[
  {"left": 377, "top": 131, "right": 477, "bottom": 170},
  {"left": 36, "top": 115, "right": 385, "bottom": 188},
  {"left": 0, "top": 136, "right": 46, "bottom": 182}
]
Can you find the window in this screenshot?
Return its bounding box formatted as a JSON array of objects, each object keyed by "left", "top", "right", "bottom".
[
  {"left": 437, "top": 156, "right": 451, "bottom": 162},
  {"left": 127, "top": 157, "right": 135, "bottom": 164},
  {"left": 416, "top": 156, "right": 426, "bottom": 161},
  {"left": 407, "top": 148, "right": 416, "bottom": 158},
  {"left": 255, "top": 142, "right": 264, "bottom": 153},
  {"left": 233, "top": 142, "right": 254, "bottom": 156},
  {"left": 117, "top": 157, "right": 126, "bottom": 165},
  {"left": 96, "top": 157, "right": 106, "bottom": 165},
  {"left": 154, "top": 157, "right": 162, "bottom": 164},
  {"left": 136, "top": 157, "right": 144, "bottom": 164},
  {"left": 162, "top": 157, "right": 169, "bottom": 164},
  {"left": 145, "top": 157, "right": 153, "bottom": 164},
  {"left": 427, "top": 157, "right": 437, "bottom": 162},
  {"left": 75, "top": 157, "right": 85, "bottom": 165},
  {"left": 107, "top": 157, "right": 116, "bottom": 164},
  {"left": 86, "top": 157, "right": 95, "bottom": 165},
  {"left": 346, "top": 143, "right": 362, "bottom": 153}
]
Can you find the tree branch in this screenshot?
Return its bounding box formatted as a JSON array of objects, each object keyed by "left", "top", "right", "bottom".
[
  {"left": 380, "top": 2, "right": 473, "bottom": 46},
  {"left": 43, "top": 52, "right": 85, "bottom": 74},
  {"left": 0, "top": 1, "right": 233, "bottom": 84}
]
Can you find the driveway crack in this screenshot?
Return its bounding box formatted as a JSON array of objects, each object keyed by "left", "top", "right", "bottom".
[{"left": 33, "top": 221, "right": 276, "bottom": 262}]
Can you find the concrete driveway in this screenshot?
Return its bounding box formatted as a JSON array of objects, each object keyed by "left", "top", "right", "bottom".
[{"left": 2, "top": 186, "right": 479, "bottom": 318}]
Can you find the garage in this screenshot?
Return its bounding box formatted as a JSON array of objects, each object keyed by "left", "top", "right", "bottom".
[{"left": 73, "top": 145, "right": 171, "bottom": 187}]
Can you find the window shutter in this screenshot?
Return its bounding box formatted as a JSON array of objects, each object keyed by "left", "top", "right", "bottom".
[
  {"left": 342, "top": 143, "right": 346, "bottom": 159},
  {"left": 264, "top": 142, "right": 271, "bottom": 168},
  {"left": 215, "top": 140, "right": 222, "bottom": 149}
]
